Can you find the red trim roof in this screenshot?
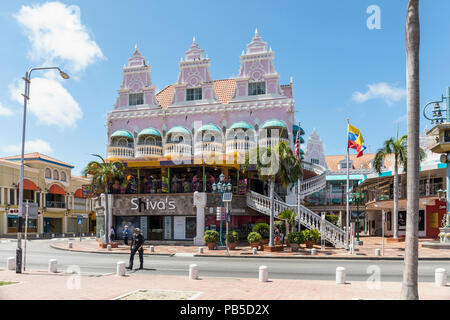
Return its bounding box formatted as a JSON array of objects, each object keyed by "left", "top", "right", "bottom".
[
  {"left": 48, "top": 184, "right": 66, "bottom": 195},
  {"left": 18, "top": 179, "right": 38, "bottom": 191},
  {"left": 74, "top": 188, "right": 85, "bottom": 198}
]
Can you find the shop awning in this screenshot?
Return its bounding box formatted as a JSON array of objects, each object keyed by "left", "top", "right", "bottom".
[
  {"left": 260, "top": 119, "right": 288, "bottom": 129},
  {"left": 111, "top": 129, "right": 134, "bottom": 139},
  {"left": 18, "top": 179, "right": 38, "bottom": 191},
  {"left": 167, "top": 126, "right": 191, "bottom": 135},
  {"left": 49, "top": 184, "right": 66, "bottom": 195},
  {"left": 138, "top": 128, "right": 161, "bottom": 137},
  {"left": 74, "top": 188, "right": 86, "bottom": 198},
  {"left": 198, "top": 124, "right": 222, "bottom": 132},
  {"left": 229, "top": 121, "right": 254, "bottom": 130}
]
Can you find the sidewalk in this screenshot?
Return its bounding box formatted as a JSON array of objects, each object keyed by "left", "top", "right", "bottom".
[
  {"left": 50, "top": 237, "right": 450, "bottom": 260},
  {"left": 0, "top": 269, "right": 448, "bottom": 300}
]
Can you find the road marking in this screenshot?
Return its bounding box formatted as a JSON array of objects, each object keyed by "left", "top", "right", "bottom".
[{"left": 174, "top": 253, "right": 195, "bottom": 257}]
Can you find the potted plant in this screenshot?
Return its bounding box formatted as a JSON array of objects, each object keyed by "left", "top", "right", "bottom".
[
  {"left": 302, "top": 229, "right": 320, "bottom": 248},
  {"left": 227, "top": 231, "right": 239, "bottom": 250},
  {"left": 204, "top": 230, "right": 219, "bottom": 250},
  {"left": 247, "top": 232, "right": 262, "bottom": 249},
  {"left": 252, "top": 223, "right": 269, "bottom": 244},
  {"left": 287, "top": 232, "right": 303, "bottom": 252}
]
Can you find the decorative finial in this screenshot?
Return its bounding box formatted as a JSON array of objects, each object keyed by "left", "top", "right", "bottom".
[
  {"left": 206, "top": 54, "right": 209, "bottom": 59},
  {"left": 180, "top": 57, "right": 183, "bottom": 62},
  {"left": 255, "top": 28, "right": 258, "bottom": 36},
  {"left": 269, "top": 47, "right": 272, "bottom": 52},
  {"left": 192, "top": 36, "right": 196, "bottom": 45},
  {"left": 135, "top": 43, "right": 138, "bottom": 50},
  {"left": 290, "top": 76, "right": 293, "bottom": 84},
  {"left": 241, "top": 50, "right": 245, "bottom": 55}
]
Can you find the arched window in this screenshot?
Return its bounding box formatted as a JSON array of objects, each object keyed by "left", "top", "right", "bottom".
[
  {"left": 60, "top": 171, "right": 66, "bottom": 182},
  {"left": 45, "top": 168, "right": 52, "bottom": 179},
  {"left": 53, "top": 170, "right": 59, "bottom": 180}
]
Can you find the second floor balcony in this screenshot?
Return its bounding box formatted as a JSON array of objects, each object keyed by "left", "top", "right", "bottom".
[
  {"left": 107, "top": 145, "right": 135, "bottom": 159},
  {"left": 164, "top": 142, "right": 192, "bottom": 158}
]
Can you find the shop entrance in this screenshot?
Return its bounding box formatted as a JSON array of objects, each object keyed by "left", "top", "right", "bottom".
[
  {"left": 148, "top": 216, "right": 163, "bottom": 240},
  {"left": 43, "top": 218, "right": 62, "bottom": 234}
]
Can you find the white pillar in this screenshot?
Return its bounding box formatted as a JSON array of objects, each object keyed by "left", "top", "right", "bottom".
[
  {"left": 336, "top": 267, "right": 346, "bottom": 284},
  {"left": 0, "top": 187, "right": 4, "bottom": 205},
  {"left": 150, "top": 245, "right": 154, "bottom": 252},
  {"left": 7, "top": 257, "right": 15, "bottom": 271},
  {"left": 117, "top": 261, "right": 126, "bottom": 276},
  {"left": 193, "top": 192, "right": 207, "bottom": 246},
  {"left": 435, "top": 268, "right": 447, "bottom": 287},
  {"left": 6, "top": 188, "right": 10, "bottom": 205},
  {"left": 189, "top": 264, "right": 199, "bottom": 280},
  {"left": 338, "top": 211, "right": 343, "bottom": 228},
  {"left": 198, "top": 247, "right": 203, "bottom": 254},
  {"left": 259, "top": 265, "right": 268, "bottom": 282},
  {"left": 48, "top": 259, "right": 58, "bottom": 273},
  {"left": 374, "top": 248, "right": 381, "bottom": 256},
  {"left": 68, "top": 242, "right": 73, "bottom": 248}
]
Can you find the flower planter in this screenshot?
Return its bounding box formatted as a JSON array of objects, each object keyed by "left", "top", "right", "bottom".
[
  {"left": 290, "top": 243, "right": 299, "bottom": 252},
  {"left": 99, "top": 242, "right": 118, "bottom": 248},
  {"left": 207, "top": 242, "right": 216, "bottom": 250},
  {"left": 305, "top": 241, "right": 314, "bottom": 248},
  {"left": 261, "top": 239, "right": 269, "bottom": 245},
  {"left": 228, "top": 242, "right": 237, "bottom": 250},
  {"left": 285, "top": 239, "right": 291, "bottom": 247}
]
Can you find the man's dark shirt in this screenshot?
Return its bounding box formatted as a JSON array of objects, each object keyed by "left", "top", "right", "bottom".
[{"left": 131, "top": 233, "right": 144, "bottom": 250}]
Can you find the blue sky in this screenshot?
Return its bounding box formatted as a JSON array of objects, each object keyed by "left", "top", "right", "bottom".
[{"left": 0, "top": 0, "right": 449, "bottom": 175}]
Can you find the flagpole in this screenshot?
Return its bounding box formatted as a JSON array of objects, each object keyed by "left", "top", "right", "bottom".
[{"left": 346, "top": 118, "right": 350, "bottom": 250}]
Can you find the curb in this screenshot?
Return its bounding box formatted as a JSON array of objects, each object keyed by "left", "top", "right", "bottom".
[
  {"left": 193, "top": 254, "right": 450, "bottom": 261},
  {"left": 49, "top": 244, "right": 175, "bottom": 257}
]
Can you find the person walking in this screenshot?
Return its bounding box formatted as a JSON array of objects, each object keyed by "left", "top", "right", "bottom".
[
  {"left": 127, "top": 228, "right": 145, "bottom": 270},
  {"left": 109, "top": 226, "right": 115, "bottom": 242},
  {"left": 123, "top": 225, "right": 130, "bottom": 245}
]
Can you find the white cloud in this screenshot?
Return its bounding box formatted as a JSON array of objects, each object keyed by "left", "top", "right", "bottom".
[
  {"left": 352, "top": 82, "right": 406, "bottom": 106},
  {"left": 14, "top": 2, "right": 104, "bottom": 73},
  {"left": 393, "top": 114, "right": 407, "bottom": 124},
  {"left": 10, "top": 76, "right": 82, "bottom": 129},
  {"left": 2, "top": 139, "right": 53, "bottom": 154},
  {"left": 0, "top": 103, "right": 13, "bottom": 116}
]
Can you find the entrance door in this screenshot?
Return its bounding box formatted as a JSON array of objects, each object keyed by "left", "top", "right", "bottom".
[{"left": 148, "top": 216, "right": 163, "bottom": 240}]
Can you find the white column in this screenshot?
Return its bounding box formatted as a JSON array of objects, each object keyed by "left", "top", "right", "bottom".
[
  {"left": 0, "top": 187, "right": 4, "bottom": 205},
  {"left": 193, "top": 192, "right": 207, "bottom": 246},
  {"left": 71, "top": 195, "right": 75, "bottom": 210},
  {"left": 7, "top": 188, "right": 10, "bottom": 205},
  {"left": 3, "top": 211, "right": 7, "bottom": 235}
]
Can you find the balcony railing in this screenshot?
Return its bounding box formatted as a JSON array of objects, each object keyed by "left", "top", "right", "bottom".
[
  {"left": 194, "top": 142, "right": 223, "bottom": 155},
  {"left": 107, "top": 145, "right": 135, "bottom": 159},
  {"left": 164, "top": 143, "right": 192, "bottom": 157},
  {"left": 226, "top": 139, "right": 256, "bottom": 153},
  {"left": 258, "top": 137, "right": 289, "bottom": 149},
  {"left": 135, "top": 144, "right": 163, "bottom": 158},
  {"left": 46, "top": 201, "right": 66, "bottom": 209}
]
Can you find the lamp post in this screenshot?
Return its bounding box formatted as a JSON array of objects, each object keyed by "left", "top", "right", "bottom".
[
  {"left": 212, "top": 173, "right": 226, "bottom": 247},
  {"left": 16, "top": 67, "right": 69, "bottom": 273},
  {"left": 423, "top": 87, "right": 450, "bottom": 230},
  {"left": 350, "top": 190, "right": 364, "bottom": 245}
]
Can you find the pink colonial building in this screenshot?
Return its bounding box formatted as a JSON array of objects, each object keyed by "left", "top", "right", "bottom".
[{"left": 93, "top": 30, "right": 330, "bottom": 246}]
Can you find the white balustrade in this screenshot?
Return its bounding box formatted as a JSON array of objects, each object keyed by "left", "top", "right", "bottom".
[
  {"left": 107, "top": 146, "right": 134, "bottom": 159},
  {"left": 135, "top": 144, "right": 163, "bottom": 158}
]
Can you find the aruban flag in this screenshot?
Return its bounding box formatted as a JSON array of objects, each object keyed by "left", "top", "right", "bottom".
[
  {"left": 348, "top": 124, "right": 366, "bottom": 158},
  {"left": 295, "top": 125, "right": 301, "bottom": 160}
]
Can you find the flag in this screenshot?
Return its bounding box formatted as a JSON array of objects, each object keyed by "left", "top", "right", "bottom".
[
  {"left": 295, "top": 126, "right": 301, "bottom": 160},
  {"left": 348, "top": 124, "right": 366, "bottom": 158}
]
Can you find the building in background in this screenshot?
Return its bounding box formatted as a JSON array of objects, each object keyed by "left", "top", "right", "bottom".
[{"left": 0, "top": 153, "right": 94, "bottom": 237}]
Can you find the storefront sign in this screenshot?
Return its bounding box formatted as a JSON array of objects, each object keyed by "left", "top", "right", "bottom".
[
  {"left": 112, "top": 194, "right": 194, "bottom": 216},
  {"left": 429, "top": 212, "right": 439, "bottom": 228}
]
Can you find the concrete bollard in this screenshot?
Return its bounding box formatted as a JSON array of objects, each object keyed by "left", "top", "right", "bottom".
[
  {"left": 51, "top": 234, "right": 55, "bottom": 238},
  {"left": 117, "top": 261, "right": 126, "bottom": 276},
  {"left": 82, "top": 233, "right": 85, "bottom": 237},
  {"left": 435, "top": 268, "right": 447, "bottom": 287},
  {"left": 107, "top": 244, "right": 112, "bottom": 251},
  {"left": 48, "top": 259, "right": 58, "bottom": 273},
  {"left": 252, "top": 247, "right": 258, "bottom": 255},
  {"left": 62, "top": 233, "right": 65, "bottom": 237},
  {"left": 198, "top": 247, "right": 204, "bottom": 254},
  {"left": 36, "top": 234, "right": 39, "bottom": 238},
  {"left": 150, "top": 246, "right": 155, "bottom": 253},
  {"left": 68, "top": 242, "right": 73, "bottom": 249},
  {"left": 7, "top": 257, "right": 15, "bottom": 271},
  {"left": 259, "top": 265, "right": 269, "bottom": 282},
  {"left": 311, "top": 248, "right": 317, "bottom": 255},
  {"left": 375, "top": 249, "right": 381, "bottom": 256},
  {"left": 189, "top": 264, "right": 198, "bottom": 280},
  {"left": 336, "top": 267, "right": 346, "bottom": 284}
]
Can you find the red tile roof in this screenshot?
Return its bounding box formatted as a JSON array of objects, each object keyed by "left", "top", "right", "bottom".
[{"left": 155, "top": 79, "right": 237, "bottom": 109}]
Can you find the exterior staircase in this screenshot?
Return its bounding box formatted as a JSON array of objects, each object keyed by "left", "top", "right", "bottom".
[{"left": 246, "top": 161, "right": 346, "bottom": 248}]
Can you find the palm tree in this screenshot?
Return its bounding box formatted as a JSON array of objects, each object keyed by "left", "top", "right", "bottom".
[
  {"left": 83, "top": 154, "right": 125, "bottom": 245},
  {"left": 278, "top": 208, "right": 295, "bottom": 236},
  {"left": 402, "top": 0, "right": 420, "bottom": 300},
  {"left": 244, "top": 140, "right": 302, "bottom": 246},
  {"left": 373, "top": 133, "right": 425, "bottom": 239}
]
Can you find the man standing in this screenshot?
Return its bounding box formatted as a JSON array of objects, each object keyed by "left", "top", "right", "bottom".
[
  {"left": 123, "top": 225, "right": 129, "bottom": 245},
  {"left": 126, "top": 228, "right": 144, "bottom": 270}
]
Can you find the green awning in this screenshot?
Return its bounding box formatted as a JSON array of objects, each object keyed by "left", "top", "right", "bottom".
[
  {"left": 229, "top": 121, "right": 254, "bottom": 130},
  {"left": 261, "top": 119, "right": 288, "bottom": 129},
  {"left": 198, "top": 124, "right": 222, "bottom": 132},
  {"left": 293, "top": 124, "right": 305, "bottom": 135},
  {"left": 111, "top": 130, "right": 133, "bottom": 139},
  {"left": 138, "top": 128, "right": 161, "bottom": 136},
  {"left": 167, "top": 126, "right": 191, "bottom": 135},
  {"left": 326, "top": 175, "right": 365, "bottom": 181}
]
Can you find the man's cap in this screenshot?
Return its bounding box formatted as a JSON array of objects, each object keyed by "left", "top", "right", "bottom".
[{"left": 135, "top": 228, "right": 141, "bottom": 232}]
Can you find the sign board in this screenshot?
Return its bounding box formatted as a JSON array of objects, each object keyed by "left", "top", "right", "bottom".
[
  {"left": 77, "top": 217, "right": 83, "bottom": 225},
  {"left": 222, "top": 192, "right": 233, "bottom": 203},
  {"left": 21, "top": 202, "right": 39, "bottom": 219},
  {"left": 82, "top": 184, "right": 94, "bottom": 197}
]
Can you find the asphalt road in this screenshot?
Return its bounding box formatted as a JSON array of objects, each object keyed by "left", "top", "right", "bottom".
[{"left": 0, "top": 238, "right": 449, "bottom": 282}]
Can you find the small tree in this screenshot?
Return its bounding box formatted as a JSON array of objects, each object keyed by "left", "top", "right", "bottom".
[
  {"left": 278, "top": 208, "right": 296, "bottom": 235},
  {"left": 83, "top": 154, "right": 125, "bottom": 244}
]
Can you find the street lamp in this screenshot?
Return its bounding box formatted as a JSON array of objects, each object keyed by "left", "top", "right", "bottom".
[
  {"left": 213, "top": 173, "right": 226, "bottom": 247},
  {"left": 16, "top": 67, "right": 69, "bottom": 273},
  {"left": 350, "top": 190, "right": 364, "bottom": 245},
  {"left": 423, "top": 87, "right": 450, "bottom": 230}
]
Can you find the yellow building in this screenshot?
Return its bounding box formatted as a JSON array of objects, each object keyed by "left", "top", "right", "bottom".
[{"left": 0, "top": 153, "right": 94, "bottom": 237}]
